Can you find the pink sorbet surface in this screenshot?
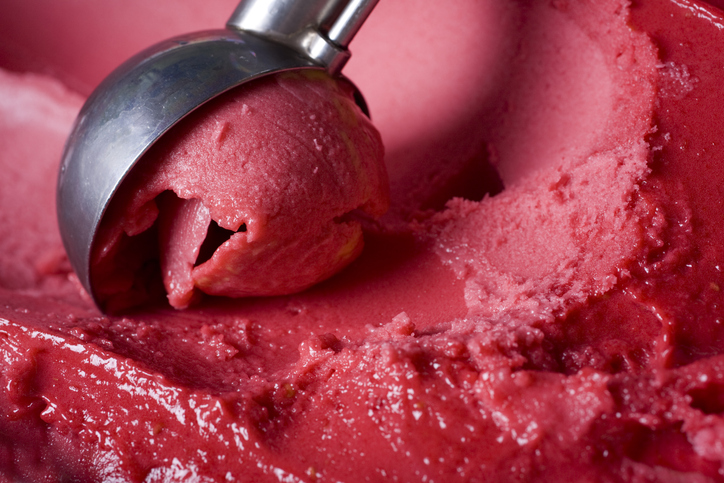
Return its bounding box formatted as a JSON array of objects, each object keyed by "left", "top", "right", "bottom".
[{"left": 1, "top": 0, "right": 724, "bottom": 481}]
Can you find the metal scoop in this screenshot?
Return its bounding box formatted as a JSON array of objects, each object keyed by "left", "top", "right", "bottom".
[{"left": 57, "top": 0, "right": 379, "bottom": 306}]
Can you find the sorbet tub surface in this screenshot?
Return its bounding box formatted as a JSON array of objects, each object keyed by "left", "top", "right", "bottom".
[{"left": 3, "top": 0, "right": 724, "bottom": 481}]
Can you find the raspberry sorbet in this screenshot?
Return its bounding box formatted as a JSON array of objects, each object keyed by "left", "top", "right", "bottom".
[{"left": 2, "top": 0, "right": 724, "bottom": 481}]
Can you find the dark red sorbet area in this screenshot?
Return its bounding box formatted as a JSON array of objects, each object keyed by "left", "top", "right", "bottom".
[
  {"left": 539, "top": 291, "right": 664, "bottom": 375},
  {"left": 629, "top": 0, "right": 724, "bottom": 369}
]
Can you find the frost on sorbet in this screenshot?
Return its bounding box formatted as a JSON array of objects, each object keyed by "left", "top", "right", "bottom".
[{"left": 91, "top": 71, "right": 388, "bottom": 311}]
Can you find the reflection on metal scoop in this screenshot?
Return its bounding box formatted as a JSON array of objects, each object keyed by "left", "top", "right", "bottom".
[{"left": 57, "top": 0, "right": 378, "bottom": 307}]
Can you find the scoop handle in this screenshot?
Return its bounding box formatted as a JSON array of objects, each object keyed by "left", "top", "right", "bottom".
[
  {"left": 227, "top": 0, "right": 379, "bottom": 74},
  {"left": 326, "top": 0, "right": 379, "bottom": 47}
]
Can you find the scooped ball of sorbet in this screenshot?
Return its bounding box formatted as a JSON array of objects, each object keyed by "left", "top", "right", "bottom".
[{"left": 91, "top": 70, "right": 388, "bottom": 310}]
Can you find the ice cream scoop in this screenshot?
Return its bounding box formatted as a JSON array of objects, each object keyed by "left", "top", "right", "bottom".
[{"left": 56, "top": 0, "right": 378, "bottom": 308}]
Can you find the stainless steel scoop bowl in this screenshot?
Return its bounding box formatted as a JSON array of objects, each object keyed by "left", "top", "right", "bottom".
[{"left": 57, "top": 0, "right": 378, "bottom": 307}]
